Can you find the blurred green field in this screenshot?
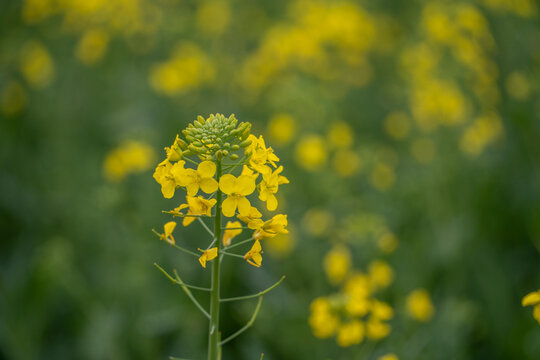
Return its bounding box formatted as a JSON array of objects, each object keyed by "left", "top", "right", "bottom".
[{"left": 1, "top": 0, "right": 540, "bottom": 359}]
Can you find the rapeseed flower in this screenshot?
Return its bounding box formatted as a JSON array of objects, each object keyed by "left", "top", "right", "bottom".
[
  {"left": 219, "top": 174, "right": 256, "bottom": 217},
  {"left": 222, "top": 221, "right": 242, "bottom": 246},
  {"left": 198, "top": 247, "right": 218, "bottom": 268},
  {"left": 180, "top": 161, "right": 219, "bottom": 196},
  {"left": 244, "top": 240, "right": 263, "bottom": 267},
  {"left": 258, "top": 166, "right": 289, "bottom": 211},
  {"left": 175, "top": 196, "right": 217, "bottom": 226},
  {"left": 253, "top": 214, "right": 288, "bottom": 240},
  {"left": 406, "top": 289, "right": 435, "bottom": 322},
  {"left": 159, "top": 222, "right": 176, "bottom": 245}
]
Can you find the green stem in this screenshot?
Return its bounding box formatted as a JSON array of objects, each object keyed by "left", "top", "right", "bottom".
[
  {"left": 208, "top": 160, "right": 223, "bottom": 360},
  {"left": 219, "top": 296, "right": 263, "bottom": 346},
  {"left": 224, "top": 237, "right": 255, "bottom": 251},
  {"left": 220, "top": 276, "right": 285, "bottom": 302}
]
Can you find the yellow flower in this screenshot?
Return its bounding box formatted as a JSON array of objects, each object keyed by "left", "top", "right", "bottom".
[
  {"left": 371, "top": 300, "right": 394, "bottom": 321},
  {"left": 377, "top": 232, "right": 398, "bottom": 253},
  {"left": 406, "top": 289, "right": 435, "bottom": 322},
  {"left": 345, "top": 295, "right": 370, "bottom": 317},
  {"left": 368, "top": 260, "right": 394, "bottom": 289},
  {"left": 75, "top": 28, "right": 109, "bottom": 66},
  {"left": 241, "top": 165, "right": 259, "bottom": 180},
  {"left": 343, "top": 273, "right": 372, "bottom": 300},
  {"left": 237, "top": 206, "right": 264, "bottom": 229},
  {"left": 267, "top": 113, "right": 296, "bottom": 145},
  {"left": 198, "top": 247, "right": 218, "bottom": 268},
  {"left": 295, "top": 134, "right": 327, "bottom": 171},
  {"left": 379, "top": 354, "right": 399, "bottom": 360},
  {"left": 153, "top": 160, "right": 187, "bottom": 198},
  {"left": 244, "top": 240, "right": 263, "bottom": 267},
  {"left": 104, "top": 141, "right": 156, "bottom": 182},
  {"left": 175, "top": 196, "right": 217, "bottom": 226},
  {"left": 159, "top": 221, "right": 176, "bottom": 245},
  {"left": 309, "top": 297, "right": 340, "bottom": 338},
  {"left": 164, "top": 135, "right": 184, "bottom": 162},
  {"left": 258, "top": 166, "right": 289, "bottom": 211},
  {"left": 20, "top": 41, "right": 55, "bottom": 89},
  {"left": 180, "top": 160, "right": 219, "bottom": 196},
  {"left": 336, "top": 320, "right": 364, "bottom": 347},
  {"left": 365, "top": 318, "right": 391, "bottom": 340},
  {"left": 328, "top": 121, "right": 354, "bottom": 149},
  {"left": 246, "top": 134, "right": 280, "bottom": 174},
  {"left": 324, "top": 245, "right": 351, "bottom": 285},
  {"left": 522, "top": 290, "right": 540, "bottom": 324},
  {"left": 222, "top": 221, "right": 242, "bottom": 246},
  {"left": 253, "top": 214, "right": 288, "bottom": 240},
  {"left": 219, "top": 174, "right": 256, "bottom": 217}
]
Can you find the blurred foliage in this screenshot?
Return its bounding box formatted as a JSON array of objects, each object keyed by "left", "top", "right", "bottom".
[{"left": 1, "top": 0, "right": 540, "bottom": 359}]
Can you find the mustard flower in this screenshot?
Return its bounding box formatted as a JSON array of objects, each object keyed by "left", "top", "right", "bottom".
[
  {"left": 175, "top": 196, "right": 217, "bottom": 226},
  {"left": 406, "top": 289, "right": 435, "bottom": 322},
  {"left": 180, "top": 160, "right": 219, "bottom": 196},
  {"left": 336, "top": 320, "right": 364, "bottom": 347},
  {"left": 153, "top": 160, "right": 187, "bottom": 198},
  {"left": 198, "top": 247, "right": 218, "bottom": 268},
  {"left": 219, "top": 174, "right": 256, "bottom": 217},
  {"left": 244, "top": 240, "right": 263, "bottom": 267},
  {"left": 159, "top": 221, "right": 176, "bottom": 245},
  {"left": 522, "top": 290, "right": 540, "bottom": 324},
  {"left": 257, "top": 165, "right": 289, "bottom": 211},
  {"left": 246, "top": 134, "right": 279, "bottom": 174},
  {"left": 237, "top": 206, "right": 264, "bottom": 229},
  {"left": 253, "top": 214, "right": 288, "bottom": 240},
  {"left": 365, "top": 318, "right": 391, "bottom": 340},
  {"left": 222, "top": 221, "right": 242, "bottom": 246}
]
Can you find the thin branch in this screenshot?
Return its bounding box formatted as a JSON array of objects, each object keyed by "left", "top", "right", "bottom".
[
  {"left": 224, "top": 237, "right": 255, "bottom": 251},
  {"left": 219, "top": 296, "right": 263, "bottom": 345},
  {"left": 183, "top": 157, "right": 199, "bottom": 166},
  {"left": 197, "top": 217, "right": 215, "bottom": 238},
  {"left": 154, "top": 263, "right": 210, "bottom": 291},
  {"left": 221, "top": 227, "right": 249, "bottom": 230},
  {"left": 154, "top": 263, "right": 210, "bottom": 319},
  {"left": 171, "top": 243, "right": 200, "bottom": 257},
  {"left": 220, "top": 251, "right": 245, "bottom": 258},
  {"left": 220, "top": 276, "right": 285, "bottom": 302}
]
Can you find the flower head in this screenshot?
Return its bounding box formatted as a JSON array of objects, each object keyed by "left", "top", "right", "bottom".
[
  {"left": 219, "top": 174, "right": 256, "bottom": 217},
  {"left": 198, "top": 247, "right": 218, "bottom": 268},
  {"left": 244, "top": 240, "right": 263, "bottom": 267}
]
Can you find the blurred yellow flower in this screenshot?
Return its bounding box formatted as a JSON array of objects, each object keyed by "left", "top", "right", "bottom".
[
  {"left": 366, "top": 318, "right": 391, "bottom": 340},
  {"left": 522, "top": 289, "right": 540, "bottom": 324},
  {"left": 105, "top": 140, "right": 156, "bottom": 182},
  {"left": 1, "top": 81, "right": 26, "bottom": 116},
  {"left": 370, "top": 163, "right": 395, "bottom": 191},
  {"left": 336, "top": 320, "right": 364, "bottom": 347},
  {"left": 410, "top": 138, "right": 436, "bottom": 164},
  {"left": 196, "top": 0, "right": 230, "bottom": 36},
  {"left": 301, "top": 208, "right": 334, "bottom": 236},
  {"left": 180, "top": 161, "right": 219, "bottom": 196},
  {"left": 198, "top": 247, "right": 218, "bottom": 268},
  {"left": 267, "top": 113, "right": 296, "bottom": 145},
  {"left": 244, "top": 239, "right": 263, "bottom": 267},
  {"left": 371, "top": 300, "right": 394, "bottom": 321},
  {"left": 222, "top": 221, "right": 242, "bottom": 246},
  {"left": 384, "top": 111, "right": 410, "bottom": 140},
  {"left": 328, "top": 121, "right": 354, "bottom": 149},
  {"left": 377, "top": 232, "right": 399, "bottom": 253},
  {"left": 76, "top": 28, "right": 109, "bottom": 66},
  {"left": 20, "top": 41, "right": 55, "bottom": 89},
  {"left": 406, "top": 289, "right": 435, "bottom": 322},
  {"left": 295, "top": 134, "right": 327, "bottom": 171},
  {"left": 506, "top": 72, "right": 531, "bottom": 100},
  {"left": 379, "top": 353, "right": 399, "bottom": 360},
  {"left": 265, "top": 228, "right": 296, "bottom": 257},
  {"left": 219, "top": 174, "right": 256, "bottom": 217},
  {"left": 309, "top": 297, "right": 340, "bottom": 338},
  {"left": 324, "top": 245, "right": 351, "bottom": 285},
  {"left": 459, "top": 113, "right": 503, "bottom": 157},
  {"left": 368, "top": 260, "right": 394, "bottom": 289},
  {"left": 332, "top": 150, "right": 362, "bottom": 177}
]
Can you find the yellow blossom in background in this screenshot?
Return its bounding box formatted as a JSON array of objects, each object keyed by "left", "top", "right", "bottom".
[
  {"left": 180, "top": 161, "right": 219, "bottom": 196},
  {"left": 384, "top": 111, "right": 410, "bottom": 140},
  {"left": 159, "top": 221, "right": 176, "bottom": 245},
  {"left": 459, "top": 113, "right": 503, "bottom": 156},
  {"left": 149, "top": 43, "right": 214, "bottom": 96},
  {"left": 410, "top": 138, "right": 436, "bottom": 164},
  {"left": 1, "top": 81, "right": 26, "bottom": 116},
  {"left": 301, "top": 208, "right": 334, "bottom": 237},
  {"left": 377, "top": 232, "right": 398, "bottom": 253},
  {"left": 104, "top": 140, "right": 156, "bottom": 182},
  {"left": 196, "top": 0, "right": 230, "bottom": 36},
  {"left": 336, "top": 320, "right": 364, "bottom": 347},
  {"left": 75, "top": 28, "right": 109, "bottom": 66},
  {"left": 332, "top": 150, "right": 362, "bottom": 177},
  {"left": 344, "top": 273, "right": 372, "bottom": 301},
  {"left": 323, "top": 245, "right": 352, "bottom": 285},
  {"left": 22, "top": 0, "right": 55, "bottom": 23},
  {"left": 20, "top": 41, "right": 55, "bottom": 89},
  {"left": 406, "top": 288, "right": 435, "bottom": 322},
  {"left": 309, "top": 297, "right": 340, "bottom": 338},
  {"left": 370, "top": 163, "right": 396, "bottom": 191},
  {"left": 506, "top": 72, "right": 532, "bottom": 100},
  {"left": 522, "top": 289, "right": 540, "bottom": 324},
  {"left": 368, "top": 260, "right": 394, "bottom": 289},
  {"left": 295, "top": 134, "right": 327, "bottom": 171},
  {"left": 379, "top": 353, "right": 399, "bottom": 360},
  {"left": 366, "top": 318, "right": 391, "bottom": 340},
  {"left": 244, "top": 239, "right": 263, "bottom": 267},
  {"left": 219, "top": 174, "right": 256, "bottom": 217},
  {"left": 480, "top": 0, "right": 537, "bottom": 17},
  {"left": 327, "top": 121, "right": 354, "bottom": 149},
  {"left": 198, "top": 247, "right": 218, "bottom": 268},
  {"left": 222, "top": 221, "right": 242, "bottom": 246},
  {"left": 175, "top": 196, "right": 217, "bottom": 227},
  {"left": 267, "top": 113, "right": 296, "bottom": 145},
  {"left": 371, "top": 300, "right": 394, "bottom": 321}
]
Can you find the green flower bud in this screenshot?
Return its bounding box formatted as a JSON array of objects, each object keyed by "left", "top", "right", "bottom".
[
  {"left": 240, "top": 139, "right": 252, "bottom": 147},
  {"left": 230, "top": 154, "right": 239, "bottom": 160},
  {"left": 231, "top": 144, "right": 240, "bottom": 151}
]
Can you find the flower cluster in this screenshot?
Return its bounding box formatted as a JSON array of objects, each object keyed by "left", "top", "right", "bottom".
[{"left": 153, "top": 113, "right": 289, "bottom": 268}]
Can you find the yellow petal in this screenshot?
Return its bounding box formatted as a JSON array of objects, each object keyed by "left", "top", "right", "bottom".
[
  {"left": 222, "top": 196, "right": 238, "bottom": 217},
  {"left": 522, "top": 290, "right": 540, "bottom": 306},
  {"left": 248, "top": 252, "right": 262, "bottom": 267},
  {"left": 252, "top": 239, "right": 262, "bottom": 252},
  {"left": 237, "top": 197, "right": 251, "bottom": 217},
  {"left": 236, "top": 175, "right": 256, "bottom": 195},
  {"left": 183, "top": 215, "right": 196, "bottom": 227},
  {"left": 186, "top": 182, "right": 199, "bottom": 196},
  {"left": 266, "top": 194, "right": 278, "bottom": 211},
  {"left": 219, "top": 174, "right": 236, "bottom": 194},
  {"left": 534, "top": 305, "right": 540, "bottom": 324},
  {"left": 161, "top": 180, "right": 175, "bottom": 199},
  {"left": 199, "top": 254, "right": 207, "bottom": 268},
  {"left": 206, "top": 247, "right": 218, "bottom": 260},
  {"left": 164, "top": 221, "right": 176, "bottom": 236},
  {"left": 200, "top": 177, "right": 218, "bottom": 194},
  {"left": 198, "top": 161, "right": 216, "bottom": 177}
]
